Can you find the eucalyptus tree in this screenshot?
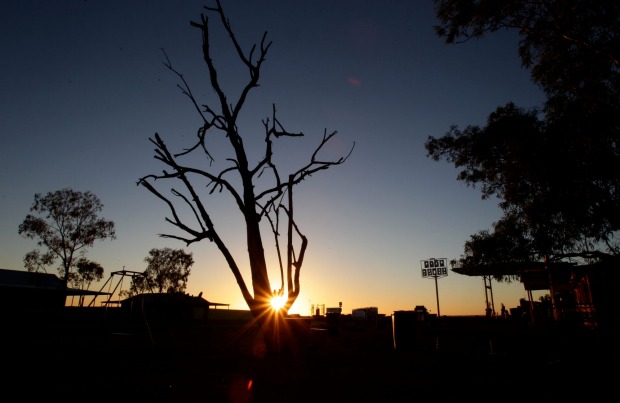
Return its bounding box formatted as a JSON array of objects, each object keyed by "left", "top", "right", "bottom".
[
  {"left": 427, "top": 0, "right": 620, "bottom": 275},
  {"left": 70, "top": 259, "right": 105, "bottom": 307},
  {"left": 19, "top": 188, "right": 116, "bottom": 296},
  {"left": 126, "top": 248, "right": 194, "bottom": 295}
]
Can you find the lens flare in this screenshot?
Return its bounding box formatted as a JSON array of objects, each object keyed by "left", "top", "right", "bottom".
[{"left": 270, "top": 295, "right": 286, "bottom": 311}]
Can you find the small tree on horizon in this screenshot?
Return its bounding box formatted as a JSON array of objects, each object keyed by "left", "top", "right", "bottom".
[
  {"left": 69, "top": 258, "right": 105, "bottom": 307},
  {"left": 18, "top": 188, "right": 116, "bottom": 300},
  {"left": 126, "top": 248, "right": 194, "bottom": 295}
]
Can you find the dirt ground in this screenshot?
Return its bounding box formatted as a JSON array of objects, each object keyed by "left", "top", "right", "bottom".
[{"left": 3, "top": 312, "right": 615, "bottom": 402}]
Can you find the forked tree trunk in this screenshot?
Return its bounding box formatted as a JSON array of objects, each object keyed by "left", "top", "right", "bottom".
[{"left": 138, "top": 2, "right": 351, "bottom": 358}]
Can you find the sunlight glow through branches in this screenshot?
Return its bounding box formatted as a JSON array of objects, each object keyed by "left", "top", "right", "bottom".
[{"left": 270, "top": 295, "right": 286, "bottom": 311}]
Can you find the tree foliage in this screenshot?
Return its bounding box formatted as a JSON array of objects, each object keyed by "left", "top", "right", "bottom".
[
  {"left": 69, "top": 258, "right": 105, "bottom": 306},
  {"left": 71, "top": 258, "right": 105, "bottom": 288},
  {"left": 428, "top": 1, "right": 620, "bottom": 278},
  {"left": 434, "top": 0, "right": 620, "bottom": 102},
  {"left": 18, "top": 188, "right": 116, "bottom": 287},
  {"left": 23, "top": 250, "right": 55, "bottom": 274},
  {"left": 138, "top": 0, "right": 353, "bottom": 318},
  {"left": 128, "top": 248, "right": 194, "bottom": 294}
]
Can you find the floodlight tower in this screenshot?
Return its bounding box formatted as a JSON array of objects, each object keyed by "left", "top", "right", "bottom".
[{"left": 420, "top": 258, "right": 449, "bottom": 317}]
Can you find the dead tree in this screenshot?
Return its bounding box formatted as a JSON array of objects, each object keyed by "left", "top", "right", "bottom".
[{"left": 138, "top": 0, "right": 353, "bottom": 334}]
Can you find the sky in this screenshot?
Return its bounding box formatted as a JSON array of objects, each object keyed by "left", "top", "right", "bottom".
[{"left": 0, "top": 0, "right": 548, "bottom": 316}]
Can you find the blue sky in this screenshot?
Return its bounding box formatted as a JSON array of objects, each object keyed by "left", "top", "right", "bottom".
[{"left": 0, "top": 0, "right": 547, "bottom": 315}]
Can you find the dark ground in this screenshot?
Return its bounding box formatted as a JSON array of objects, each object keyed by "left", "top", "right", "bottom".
[{"left": 2, "top": 310, "right": 616, "bottom": 402}]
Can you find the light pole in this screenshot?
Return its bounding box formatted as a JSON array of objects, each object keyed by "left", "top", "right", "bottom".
[{"left": 421, "top": 258, "right": 448, "bottom": 317}]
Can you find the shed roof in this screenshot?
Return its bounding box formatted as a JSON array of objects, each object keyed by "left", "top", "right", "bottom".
[
  {"left": 0, "top": 268, "right": 110, "bottom": 296},
  {"left": 0, "top": 268, "right": 62, "bottom": 289}
]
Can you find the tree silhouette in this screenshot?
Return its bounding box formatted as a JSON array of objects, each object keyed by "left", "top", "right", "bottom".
[
  {"left": 138, "top": 0, "right": 353, "bottom": 338},
  {"left": 127, "top": 248, "right": 194, "bottom": 294},
  {"left": 69, "top": 258, "right": 105, "bottom": 307},
  {"left": 428, "top": 1, "right": 620, "bottom": 276},
  {"left": 18, "top": 188, "right": 116, "bottom": 299}
]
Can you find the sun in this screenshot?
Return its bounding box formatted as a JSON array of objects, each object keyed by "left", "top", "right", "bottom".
[{"left": 270, "top": 294, "right": 286, "bottom": 311}]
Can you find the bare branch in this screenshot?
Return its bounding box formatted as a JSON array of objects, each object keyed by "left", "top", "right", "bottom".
[
  {"left": 265, "top": 204, "right": 285, "bottom": 292},
  {"left": 161, "top": 48, "right": 207, "bottom": 124},
  {"left": 141, "top": 0, "right": 354, "bottom": 319}
]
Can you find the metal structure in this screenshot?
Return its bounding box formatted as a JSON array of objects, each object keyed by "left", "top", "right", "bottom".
[
  {"left": 88, "top": 267, "right": 147, "bottom": 307},
  {"left": 483, "top": 275, "right": 496, "bottom": 317},
  {"left": 420, "top": 258, "right": 448, "bottom": 317}
]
